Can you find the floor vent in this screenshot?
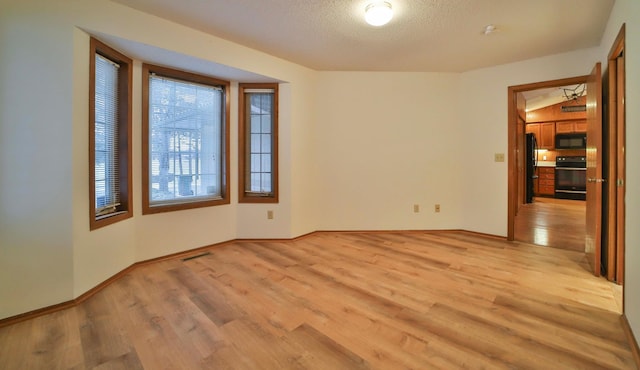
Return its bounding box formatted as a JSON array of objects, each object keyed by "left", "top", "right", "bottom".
[{"left": 182, "top": 251, "right": 211, "bottom": 261}]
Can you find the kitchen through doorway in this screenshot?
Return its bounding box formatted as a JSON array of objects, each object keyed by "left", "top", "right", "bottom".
[{"left": 513, "top": 81, "right": 588, "bottom": 252}]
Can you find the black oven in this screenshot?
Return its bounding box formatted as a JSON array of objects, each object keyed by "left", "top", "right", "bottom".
[{"left": 555, "top": 156, "right": 586, "bottom": 200}]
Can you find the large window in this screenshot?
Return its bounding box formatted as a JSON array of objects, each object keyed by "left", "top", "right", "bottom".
[
  {"left": 89, "top": 38, "right": 132, "bottom": 230},
  {"left": 142, "top": 64, "right": 230, "bottom": 214},
  {"left": 238, "top": 84, "right": 278, "bottom": 203}
]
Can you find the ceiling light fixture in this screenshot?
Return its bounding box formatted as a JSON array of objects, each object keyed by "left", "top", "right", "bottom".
[
  {"left": 562, "top": 84, "right": 586, "bottom": 102},
  {"left": 365, "top": 1, "right": 393, "bottom": 27}
]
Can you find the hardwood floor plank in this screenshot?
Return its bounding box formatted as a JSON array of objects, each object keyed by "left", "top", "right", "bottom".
[
  {"left": 493, "top": 292, "right": 627, "bottom": 345},
  {"left": 91, "top": 352, "right": 144, "bottom": 370},
  {"left": 394, "top": 307, "right": 521, "bottom": 369},
  {"left": 0, "top": 311, "right": 85, "bottom": 370},
  {"left": 515, "top": 198, "right": 586, "bottom": 252},
  {"left": 168, "top": 266, "right": 245, "bottom": 327},
  {"left": 102, "top": 268, "right": 206, "bottom": 369},
  {"left": 487, "top": 296, "right": 634, "bottom": 368},
  {"left": 220, "top": 318, "right": 304, "bottom": 369},
  {"left": 0, "top": 231, "right": 633, "bottom": 369},
  {"left": 282, "top": 324, "right": 369, "bottom": 370}
]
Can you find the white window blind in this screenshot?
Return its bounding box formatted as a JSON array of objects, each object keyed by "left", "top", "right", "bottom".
[
  {"left": 245, "top": 89, "right": 274, "bottom": 195},
  {"left": 94, "top": 54, "right": 120, "bottom": 216},
  {"left": 148, "top": 74, "right": 224, "bottom": 206}
]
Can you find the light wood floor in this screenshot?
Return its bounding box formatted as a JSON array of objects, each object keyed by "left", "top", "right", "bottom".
[
  {"left": 514, "top": 197, "right": 586, "bottom": 252},
  {"left": 0, "top": 231, "right": 634, "bottom": 369}
]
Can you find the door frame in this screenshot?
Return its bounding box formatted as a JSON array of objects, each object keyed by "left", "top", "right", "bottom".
[
  {"left": 507, "top": 76, "right": 588, "bottom": 240},
  {"left": 606, "top": 24, "right": 626, "bottom": 285}
]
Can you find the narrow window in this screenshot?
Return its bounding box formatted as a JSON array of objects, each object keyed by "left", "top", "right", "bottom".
[
  {"left": 238, "top": 84, "right": 278, "bottom": 203},
  {"left": 142, "top": 64, "right": 230, "bottom": 214},
  {"left": 89, "top": 38, "right": 132, "bottom": 230}
]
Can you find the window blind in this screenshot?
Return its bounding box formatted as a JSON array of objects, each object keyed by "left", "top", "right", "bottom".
[{"left": 94, "top": 54, "right": 120, "bottom": 216}]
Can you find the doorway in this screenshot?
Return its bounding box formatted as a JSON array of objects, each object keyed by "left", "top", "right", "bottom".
[
  {"left": 507, "top": 75, "right": 589, "bottom": 246},
  {"left": 512, "top": 82, "right": 588, "bottom": 252}
]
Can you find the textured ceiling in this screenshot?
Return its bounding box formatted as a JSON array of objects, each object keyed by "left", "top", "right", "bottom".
[{"left": 111, "top": 0, "right": 614, "bottom": 72}]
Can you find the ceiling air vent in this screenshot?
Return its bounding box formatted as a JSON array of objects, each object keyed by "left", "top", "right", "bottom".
[{"left": 562, "top": 105, "right": 586, "bottom": 112}]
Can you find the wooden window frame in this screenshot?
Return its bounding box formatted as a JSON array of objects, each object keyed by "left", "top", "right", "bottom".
[
  {"left": 141, "top": 63, "right": 230, "bottom": 214},
  {"left": 89, "top": 38, "right": 133, "bottom": 230},
  {"left": 238, "top": 83, "right": 279, "bottom": 204}
]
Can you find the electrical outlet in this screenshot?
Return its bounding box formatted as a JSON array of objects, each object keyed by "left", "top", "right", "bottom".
[
  {"left": 435, "top": 204, "right": 440, "bottom": 213},
  {"left": 494, "top": 153, "right": 505, "bottom": 162},
  {"left": 267, "top": 210, "right": 274, "bottom": 220},
  {"left": 413, "top": 204, "right": 420, "bottom": 213}
]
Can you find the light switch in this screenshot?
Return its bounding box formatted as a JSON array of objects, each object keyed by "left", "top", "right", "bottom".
[{"left": 494, "top": 153, "right": 505, "bottom": 162}]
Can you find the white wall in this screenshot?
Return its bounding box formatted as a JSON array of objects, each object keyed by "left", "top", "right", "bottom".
[
  {"left": 0, "top": 5, "right": 75, "bottom": 316},
  {"left": 598, "top": 0, "right": 640, "bottom": 346},
  {"left": 289, "top": 79, "right": 321, "bottom": 237},
  {"left": 315, "top": 72, "right": 464, "bottom": 231}
]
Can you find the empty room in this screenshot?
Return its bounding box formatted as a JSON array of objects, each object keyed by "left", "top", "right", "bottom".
[{"left": 1, "top": 0, "right": 639, "bottom": 368}]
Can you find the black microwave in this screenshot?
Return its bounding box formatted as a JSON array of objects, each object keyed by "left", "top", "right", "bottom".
[{"left": 555, "top": 133, "right": 586, "bottom": 149}]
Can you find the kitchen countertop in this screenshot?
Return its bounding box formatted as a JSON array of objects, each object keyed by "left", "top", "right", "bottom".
[{"left": 537, "top": 161, "right": 556, "bottom": 167}]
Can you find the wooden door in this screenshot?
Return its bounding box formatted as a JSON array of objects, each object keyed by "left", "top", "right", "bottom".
[
  {"left": 615, "top": 50, "right": 625, "bottom": 284},
  {"left": 585, "top": 62, "right": 603, "bottom": 276}
]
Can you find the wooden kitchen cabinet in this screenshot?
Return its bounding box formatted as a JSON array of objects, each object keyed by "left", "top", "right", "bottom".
[
  {"left": 526, "top": 123, "right": 555, "bottom": 149},
  {"left": 574, "top": 120, "right": 587, "bottom": 132},
  {"left": 526, "top": 123, "right": 540, "bottom": 139},
  {"left": 556, "top": 120, "right": 587, "bottom": 133},
  {"left": 536, "top": 167, "right": 555, "bottom": 197},
  {"left": 539, "top": 123, "right": 555, "bottom": 149}
]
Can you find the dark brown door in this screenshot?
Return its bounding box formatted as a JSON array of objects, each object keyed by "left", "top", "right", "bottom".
[
  {"left": 615, "top": 52, "right": 625, "bottom": 284},
  {"left": 585, "top": 62, "right": 603, "bottom": 276}
]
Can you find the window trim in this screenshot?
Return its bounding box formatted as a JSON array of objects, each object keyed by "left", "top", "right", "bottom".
[
  {"left": 238, "top": 83, "right": 279, "bottom": 204},
  {"left": 89, "top": 38, "right": 133, "bottom": 230},
  {"left": 141, "top": 63, "right": 231, "bottom": 214}
]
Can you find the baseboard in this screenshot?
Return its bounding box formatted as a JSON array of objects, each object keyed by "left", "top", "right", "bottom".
[
  {"left": 314, "top": 229, "right": 506, "bottom": 239},
  {"left": 621, "top": 314, "right": 640, "bottom": 369},
  {"left": 438, "top": 229, "right": 507, "bottom": 240},
  {"left": 0, "top": 300, "right": 77, "bottom": 329}
]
